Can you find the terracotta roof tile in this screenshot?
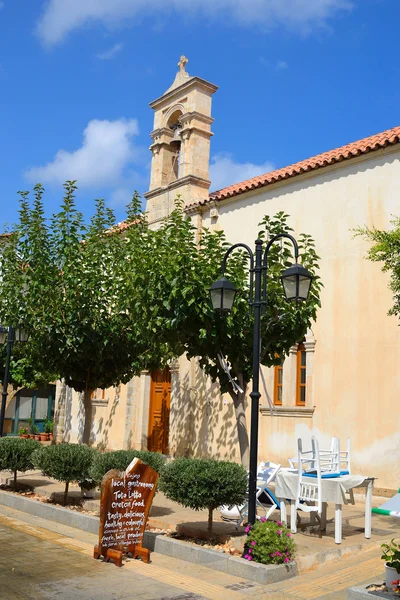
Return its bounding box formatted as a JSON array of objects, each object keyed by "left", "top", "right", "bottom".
[{"left": 189, "top": 125, "right": 400, "bottom": 208}]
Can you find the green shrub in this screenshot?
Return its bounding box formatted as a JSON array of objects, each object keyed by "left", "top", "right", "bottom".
[
  {"left": 243, "top": 519, "right": 296, "bottom": 565},
  {"left": 90, "top": 449, "right": 167, "bottom": 485},
  {"left": 33, "top": 443, "right": 96, "bottom": 504},
  {"left": 0, "top": 437, "right": 40, "bottom": 489},
  {"left": 159, "top": 458, "right": 247, "bottom": 536}
]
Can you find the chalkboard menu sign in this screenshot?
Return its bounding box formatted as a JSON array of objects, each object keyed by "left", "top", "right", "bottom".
[{"left": 93, "top": 457, "right": 158, "bottom": 566}]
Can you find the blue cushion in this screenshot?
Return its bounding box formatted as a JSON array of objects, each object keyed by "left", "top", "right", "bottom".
[{"left": 303, "top": 472, "right": 341, "bottom": 479}]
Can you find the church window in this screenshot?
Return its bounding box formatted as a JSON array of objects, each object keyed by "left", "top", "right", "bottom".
[
  {"left": 273, "top": 362, "right": 283, "bottom": 406},
  {"left": 296, "top": 343, "right": 306, "bottom": 405}
]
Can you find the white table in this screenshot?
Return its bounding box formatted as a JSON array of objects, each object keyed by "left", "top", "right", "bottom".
[{"left": 275, "top": 469, "right": 374, "bottom": 544}]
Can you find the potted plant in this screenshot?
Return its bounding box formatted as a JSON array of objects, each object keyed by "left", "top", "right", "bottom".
[
  {"left": 44, "top": 419, "right": 54, "bottom": 441},
  {"left": 32, "top": 425, "right": 40, "bottom": 441},
  {"left": 381, "top": 539, "right": 400, "bottom": 590},
  {"left": 18, "top": 427, "right": 29, "bottom": 439},
  {"left": 40, "top": 431, "right": 49, "bottom": 442}
]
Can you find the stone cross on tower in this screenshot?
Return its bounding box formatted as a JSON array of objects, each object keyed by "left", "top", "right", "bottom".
[{"left": 178, "top": 55, "right": 188, "bottom": 73}]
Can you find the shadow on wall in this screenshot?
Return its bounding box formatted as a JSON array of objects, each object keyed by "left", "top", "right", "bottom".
[
  {"left": 63, "top": 386, "right": 73, "bottom": 443},
  {"left": 94, "top": 387, "right": 120, "bottom": 451},
  {"left": 170, "top": 363, "right": 239, "bottom": 462}
]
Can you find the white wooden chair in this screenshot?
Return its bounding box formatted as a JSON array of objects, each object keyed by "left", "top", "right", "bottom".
[
  {"left": 289, "top": 437, "right": 351, "bottom": 475},
  {"left": 292, "top": 437, "right": 322, "bottom": 533}
]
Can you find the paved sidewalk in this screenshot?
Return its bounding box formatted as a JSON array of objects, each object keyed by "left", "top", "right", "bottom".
[{"left": 0, "top": 504, "right": 388, "bottom": 599}]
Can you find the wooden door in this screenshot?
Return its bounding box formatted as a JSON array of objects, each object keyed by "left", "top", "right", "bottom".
[{"left": 147, "top": 368, "right": 171, "bottom": 454}]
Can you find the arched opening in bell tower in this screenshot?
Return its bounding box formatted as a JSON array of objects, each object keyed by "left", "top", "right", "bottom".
[{"left": 166, "top": 110, "right": 183, "bottom": 182}]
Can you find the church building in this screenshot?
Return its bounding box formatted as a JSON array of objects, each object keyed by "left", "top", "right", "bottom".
[{"left": 54, "top": 57, "right": 400, "bottom": 493}]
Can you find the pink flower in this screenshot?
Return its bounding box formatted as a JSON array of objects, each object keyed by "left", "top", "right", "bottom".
[
  {"left": 244, "top": 554, "right": 249, "bottom": 559},
  {"left": 285, "top": 558, "right": 290, "bottom": 563},
  {"left": 287, "top": 533, "right": 291, "bottom": 537},
  {"left": 277, "top": 521, "right": 282, "bottom": 526},
  {"left": 277, "top": 530, "right": 282, "bottom": 535},
  {"left": 251, "top": 541, "right": 256, "bottom": 546},
  {"left": 245, "top": 526, "right": 250, "bottom": 533},
  {"left": 275, "top": 551, "right": 282, "bottom": 556},
  {"left": 247, "top": 556, "right": 252, "bottom": 561},
  {"left": 248, "top": 549, "right": 252, "bottom": 553},
  {"left": 261, "top": 517, "right": 266, "bottom": 523}
]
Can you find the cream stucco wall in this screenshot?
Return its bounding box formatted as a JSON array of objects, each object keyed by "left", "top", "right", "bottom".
[{"left": 181, "top": 147, "right": 400, "bottom": 490}]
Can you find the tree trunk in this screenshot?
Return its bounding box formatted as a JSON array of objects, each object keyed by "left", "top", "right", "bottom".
[
  {"left": 229, "top": 374, "right": 250, "bottom": 469},
  {"left": 208, "top": 507, "right": 213, "bottom": 539},
  {"left": 82, "top": 388, "right": 93, "bottom": 446},
  {"left": 64, "top": 480, "right": 69, "bottom": 506}
]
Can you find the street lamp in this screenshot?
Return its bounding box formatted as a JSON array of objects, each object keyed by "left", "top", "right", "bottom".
[
  {"left": 0, "top": 325, "right": 28, "bottom": 437},
  {"left": 209, "top": 235, "right": 313, "bottom": 525}
]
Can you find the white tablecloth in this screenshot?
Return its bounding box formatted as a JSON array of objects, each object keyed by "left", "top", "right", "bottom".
[{"left": 275, "top": 470, "right": 371, "bottom": 505}]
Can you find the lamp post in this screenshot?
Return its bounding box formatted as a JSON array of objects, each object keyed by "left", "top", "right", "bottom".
[
  {"left": 0, "top": 325, "right": 28, "bottom": 437},
  {"left": 209, "top": 235, "right": 313, "bottom": 525}
]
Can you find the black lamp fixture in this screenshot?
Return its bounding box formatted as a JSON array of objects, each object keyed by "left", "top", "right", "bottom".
[
  {"left": 209, "top": 276, "right": 237, "bottom": 312},
  {"left": 209, "top": 234, "right": 313, "bottom": 526},
  {"left": 281, "top": 263, "right": 313, "bottom": 303}
]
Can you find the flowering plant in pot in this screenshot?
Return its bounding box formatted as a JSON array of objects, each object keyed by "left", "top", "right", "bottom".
[
  {"left": 243, "top": 519, "right": 296, "bottom": 565},
  {"left": 18, "top": 428, "right": 29, "bottom": 438},
  {"left": 381, "top": 539, "right": 400, "bottom": 590}
]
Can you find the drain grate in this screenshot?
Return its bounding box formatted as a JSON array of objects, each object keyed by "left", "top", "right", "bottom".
[
  {"left": 225, "top": 581, "right": 256, "bottom": 591},
  {"left": 160, "top": 594, "right": 209, "bottom": 600}
]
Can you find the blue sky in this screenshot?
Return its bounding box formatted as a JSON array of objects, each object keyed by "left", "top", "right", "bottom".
[{"left": 1, "top": 0, "right": 399, "bottom": 228}]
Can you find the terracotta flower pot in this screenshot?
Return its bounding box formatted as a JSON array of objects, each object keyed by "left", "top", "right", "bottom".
[
  {"left": 34, "top": 434, "right": 41, "bottom": 441},
  {"left": 40, "top": 433, "right": 48, "bottom": 442},
  {"left": 49, "top": 433, "right": 53, "bottom": 441},
  {"left": 21, "top": 434, "right": 28, "bottom": 439}
]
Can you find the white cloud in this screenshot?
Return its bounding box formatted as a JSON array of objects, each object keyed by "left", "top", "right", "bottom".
[
  {"left": 210, "top": 153, "right": 275, "bottom": 192},
  {"left": 96, "top": 42, "right": 123, "bottom": 60},
  {"left": 25, "top": 118, "right": 140, "bottom": 188},
  {"left": 36, "top": 0, "right": 352, "bottom": 46}
]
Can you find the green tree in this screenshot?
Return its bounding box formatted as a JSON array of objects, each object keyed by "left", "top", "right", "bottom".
[
  {"left": 132, "top": 203, "right": 322, "bottom": 466},
  {"left": 0, "top": 437, "right": 40, "bottom": 489},
  {"left": 33, "top": 443, "right": 96, "bottom": 505},
  {"left": 355, "top": 218, "right": 400, "bottom": 318},
  {"left": 159, "top": 457, "right": 247, "bottom": 536},
  {"left": 0, "top": 182, "right": 163, "bottom": 444}
]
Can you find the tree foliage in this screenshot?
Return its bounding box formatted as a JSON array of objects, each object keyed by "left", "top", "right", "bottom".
[
  {"left": 0, "top": 183, "right": 167, "bottom": 443},
  {"left": 33, "top": 443, "right": 96, "bottom": 504},
  {"left": 137, "top": 202, "right": 322, "bottom": 465},
  {"left": 0, "top": 437, "right": 40, "bottom": 489},
  {"left": 1, "top": 184, "right": 321, "bottom": 459},
  {"left": 159, "top": 457, "right": 247, "bottom": 535},
  {"left": 355, "top": 219, "right": 400, "bottom": 318}
]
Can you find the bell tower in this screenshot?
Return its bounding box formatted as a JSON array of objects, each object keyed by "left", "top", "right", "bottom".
[{"left": 144, "top": 56, "right": 218, "bottom": 224}]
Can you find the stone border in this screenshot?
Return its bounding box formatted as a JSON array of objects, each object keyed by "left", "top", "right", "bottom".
[
  {"left": 143, "top": 533, "right": 297, "bottom": 584},
  {"left": 0, "top": 489, "right": 99, "bottom": 534},
  {"left": 0, "top": 490, "right": 297, "bottom": 585}
]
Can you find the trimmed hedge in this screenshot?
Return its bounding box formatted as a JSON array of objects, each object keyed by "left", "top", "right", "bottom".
[
  {"left": 159, "top": 457, "right": 247, "bottom": 535},
  {"left": 33, "top": 443, "right": 96, "bottom": 504},
  {"left": 0, "top": 437, "right": 40, "bottom": 489},
  {"left": 90, "top": 449, "right": 167, "bottom": 485}
]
